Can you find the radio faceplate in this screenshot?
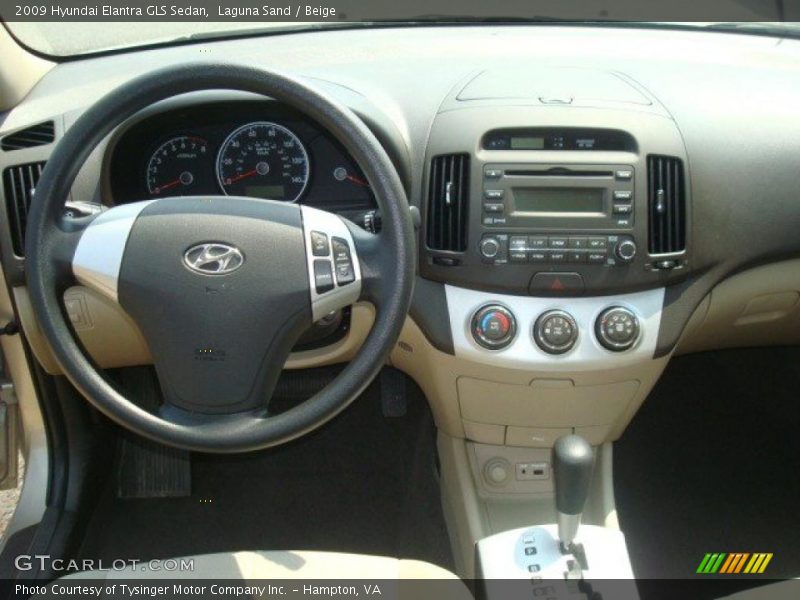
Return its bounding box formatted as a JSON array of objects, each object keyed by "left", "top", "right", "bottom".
[{"left": 482, "top": 163, "right": 635, "bottom": 231}]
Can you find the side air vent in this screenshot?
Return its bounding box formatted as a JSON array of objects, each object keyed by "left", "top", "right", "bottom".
[
  {"left": 647, "top": 155, "right": 686, "bottom": 255},
  {"left": 1, "top": 121, "right": 55, "bottom": 151},
  {"left": 426, "top": 153, "right": 469, "bottom": 252},
  {"left": 2, "top": 162, "right": 45, "bottom": 256}
]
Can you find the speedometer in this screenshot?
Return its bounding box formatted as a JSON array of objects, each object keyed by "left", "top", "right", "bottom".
[{"left": 216, "top": 122, "right": 310, "bottom": 202}]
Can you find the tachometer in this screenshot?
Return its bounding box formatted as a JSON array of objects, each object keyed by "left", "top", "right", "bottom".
[
  {"left": 216, "top": 122, "right": 310, "bottom": 202},
  {"left": 146, "top": 136, "right": 210, "bottom": 196}
]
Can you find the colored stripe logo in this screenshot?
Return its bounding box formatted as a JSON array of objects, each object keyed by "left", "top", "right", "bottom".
[{"left": 697, "top": 553, "right": 773, "bottom": 574}]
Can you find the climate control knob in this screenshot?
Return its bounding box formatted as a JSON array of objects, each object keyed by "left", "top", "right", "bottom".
[
  {"left": 471, "top": 304, "right": 517, "bottom": 350},
  {"left": 614, "top": 238, "right": 637, "bottom": 263},
  {"left": 595, "top": 306, "right": 640, "bottom": 351},
  {"left": 533, "top": 310, "right": 578, "bottom": 355},
  {"left": 480, "top": 237, "right": 501, "bottom": 259}
]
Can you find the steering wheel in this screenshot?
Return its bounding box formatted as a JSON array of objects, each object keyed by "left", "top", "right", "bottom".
[{"left": 25, "top": 64, "right": 415, "bottom": 453}]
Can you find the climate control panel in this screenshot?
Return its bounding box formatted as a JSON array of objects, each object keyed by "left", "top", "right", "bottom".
[{"left": 467, "top": 301, "right": 645, "bottom": 357}]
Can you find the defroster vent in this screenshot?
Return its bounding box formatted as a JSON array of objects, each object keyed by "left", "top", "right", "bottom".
[
  {"left": 1, "top": 121, "right": 55, "bottom": 151},
  {"left": 647, "top": 155, "right": 686, "bottom": 255},
  {"left": 3, "top": 162, "right": 45, "bottom": 256},
  {"left": 426, "top": 154, "right": 469, "bottom": 252}
]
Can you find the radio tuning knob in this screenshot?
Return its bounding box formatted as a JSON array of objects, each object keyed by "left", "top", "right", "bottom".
[
  {"left": 480, "top": 237, "right": 501, "bottom": 259},
  {"left": 615, "top": 239, "right": 637, "bottom": 263}
]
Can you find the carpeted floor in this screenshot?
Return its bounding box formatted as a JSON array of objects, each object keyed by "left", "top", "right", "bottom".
[
  {"left": 78, "top": 368, "right": 454, "bottom": 570},
  {"left": 615, "top": 347, "right": 800, "bottom": 590}
]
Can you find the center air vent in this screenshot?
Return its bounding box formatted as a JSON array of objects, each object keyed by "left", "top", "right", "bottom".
[
  {"left": 3, "top": 162, "right": 45, "bottom": 256},
  {"left": 647, "top": 155, "right": 686, "bottom": 255},
  {"left": 426, "top": 154, "right": 469, "bottom": 252},
  {"left": 1, "top": 121, "right": 55, "bottom": 151}
]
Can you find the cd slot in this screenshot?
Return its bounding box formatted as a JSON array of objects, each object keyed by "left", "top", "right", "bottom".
[{"left": 504, "top": 169, "right": 614, "bottom": 178}]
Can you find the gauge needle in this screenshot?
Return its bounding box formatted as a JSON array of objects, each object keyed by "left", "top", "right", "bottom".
[
  {"left": 346, "top": 174, "right": 369, "bottom": 187},
  {"left": 226, "top": 169, "right": 258, "bottom": 184},
  {"left": 156, "top": 179, "right": 182, "bottom": 193}
]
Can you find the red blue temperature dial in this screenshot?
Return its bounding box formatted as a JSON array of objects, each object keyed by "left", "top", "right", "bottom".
[{"left": 471, "top": 304, "right": 517, "bottom": 350}]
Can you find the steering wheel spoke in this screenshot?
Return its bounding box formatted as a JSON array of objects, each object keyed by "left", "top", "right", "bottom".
[
  {"left": 72, "top": 200, "right": 155, "bottom": 302},
  {"left": 300, "top": 206, "right": 366, "bottom": 320}
]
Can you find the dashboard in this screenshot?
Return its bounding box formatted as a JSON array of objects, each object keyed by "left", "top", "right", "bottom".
[
  {"left": 2, "top": 24, "right": 800, "bottom": 459},
  {"left": 108, "top": 101, "right": 377, "bottom": 225}
]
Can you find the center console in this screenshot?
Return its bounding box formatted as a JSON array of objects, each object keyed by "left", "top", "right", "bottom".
[
  {"left": 421, "top": 71, "right": 690, "bottom": 300},
  {"left": 402, "top": 69, "right": 694, "bottom": 580}
]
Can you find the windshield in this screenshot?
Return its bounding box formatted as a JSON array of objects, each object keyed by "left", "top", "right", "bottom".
[{"left": 5, "top": 20, "right": 800, "bottom": 58}]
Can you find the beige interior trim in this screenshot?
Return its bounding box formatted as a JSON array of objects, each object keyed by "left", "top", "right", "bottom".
[
  {"left": 392, "top": 317, "right": 670, "bottom": 445},
  {"left": 0, "top": 27, "right": 53, "bottom": 111},
  {"left": 0, "top": 267, "right": 47, "bottom": 550},
  {"left": 677, "top": 259, "right": 800, "bottom": 354},
  {"left": 14, "top": 283, "right": 375, "bottom": 374}
]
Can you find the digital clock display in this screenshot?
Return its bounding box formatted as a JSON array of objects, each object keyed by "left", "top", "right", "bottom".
[{"left": 510, "top": 136, "right": 545, "bottom": 150}]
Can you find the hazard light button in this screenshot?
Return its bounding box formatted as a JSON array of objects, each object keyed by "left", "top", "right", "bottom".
[{"left": 528, "top": 272, "right": 585, "bottom": 296}]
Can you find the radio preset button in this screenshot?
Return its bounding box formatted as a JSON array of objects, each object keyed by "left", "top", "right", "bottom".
[
  {"left": 533, "top": 310, "right": 579, "bottom": 354},
  {"left": 529, "top": 251, "right": 548, "bottom": 262},
  {"left": 549, "top": 236, "right": 568, "bottom": 249},
  {"left": 549, "top": 251, "right": 567, "bottom": 262},
  {"left": 471, "top": 304, "right": 517, "bottom": 350},
  {"left": 568, "top": 236, "right": 588, "bottom": 249},
  {"left": 568, "top": 251, "right": 586, "bottom": 263},
  {"left": 588, "top": 237, "right": 608, "bottom": 250},
  {"left": 529, "top": 236, "right": 548, "bottom": 248},
  {"left": 587, "top": 251, "right": 607, "bottom": 264}
]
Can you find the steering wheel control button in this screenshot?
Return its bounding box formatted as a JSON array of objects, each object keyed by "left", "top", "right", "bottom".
[
  {"left": 310, "top": 231, "right": 330, "bottom": 256},
  {"left": 528, "top": 272, "right": 585, "bottom": 296},
  {"left": 471, "top": 304, "right": 517, "bottom": 350},
  {"left": 596, "top": 306, "right": 640, "bottom": 351},
  {"left": 533, "top": 310, "right": 579, "bottom": 354},
  {"left": 313, "top": 259, "right": 335, "bottom": 294},
  {"left": 331, "top": 237, "right": 355, "bottom": 285}
]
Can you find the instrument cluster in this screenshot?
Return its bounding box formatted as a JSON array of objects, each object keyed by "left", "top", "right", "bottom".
[{"left": 109, "top": 101, "right": 376, "bottom": 218}]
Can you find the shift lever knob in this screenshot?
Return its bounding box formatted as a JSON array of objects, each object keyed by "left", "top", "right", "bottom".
[{"left": 553, "top": 434, "right": 595, "bottom": 550}]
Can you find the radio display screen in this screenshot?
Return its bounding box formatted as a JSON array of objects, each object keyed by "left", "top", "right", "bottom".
[
  {"left": 512, "top": 188, "right": 605, "bottom": 213},
  {"left": 510, "top": 136, "right": 545, "bottom": 150}
]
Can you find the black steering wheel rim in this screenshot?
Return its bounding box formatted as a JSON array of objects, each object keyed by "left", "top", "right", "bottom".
[{"left": 24, "top": 63, "right": 415, "bottom": 453}]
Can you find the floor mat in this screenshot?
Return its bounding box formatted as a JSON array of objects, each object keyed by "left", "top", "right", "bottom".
[
  {"left": 615, "top": 348, "right": 800, "bottom": 586},
  {"left": 78, "top": 368, "right": 454, "bottom": 570}
]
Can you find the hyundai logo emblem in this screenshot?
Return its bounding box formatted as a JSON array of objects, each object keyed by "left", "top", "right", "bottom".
[{"left": 183, "top": 243, "right": 244, "bottom": 275}]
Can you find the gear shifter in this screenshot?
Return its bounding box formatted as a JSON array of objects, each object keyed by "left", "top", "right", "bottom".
[{"left": 553, "top": 434, "right": 595, "bottom": 552}]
